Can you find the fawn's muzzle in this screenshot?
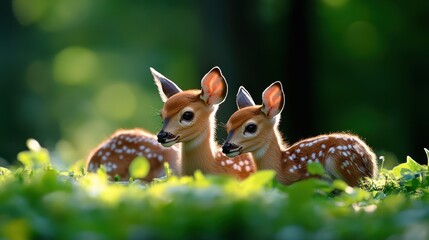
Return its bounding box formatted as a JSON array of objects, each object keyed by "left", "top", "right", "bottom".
[
  {"left": 222, "top": 142, "right": 241, "bottom": 155},
  {"left": 157, "top": 130, "right": 177, "bottom": 144}
]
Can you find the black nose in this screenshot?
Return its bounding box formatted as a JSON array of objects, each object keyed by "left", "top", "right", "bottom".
[
  {"left": 222, "top": 142, "right": 239, "bottom": 154},
  {"left": 157, "top": 130, "right": 177, "bottom": 143},
  {"left": 157, "top": 130, "right": 169, "bottom": 143}
]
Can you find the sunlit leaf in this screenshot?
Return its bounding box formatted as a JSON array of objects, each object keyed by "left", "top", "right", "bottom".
[
  {"left": 164, "top": 162, "right": 173, "bottom": 178},
  {"left": 129, "top": 157, "right": 150, "bottom": 179},
  {"left": 307, "top": 162, "right": 326, "bottom": 175},
  {"left": 405, "top": 156, "right": 426, "bottom": 172},
  {"left": 332, "top": 179, "right": 349, "bottom": 191},
  {"left": 240, "top": 170, "right": 276, "bottom": 190},
  {"left": 425, "top": 148, "right": 429, "bottom": 169},
  {"left": 17, "top": 139, "right": 50, "bottom": 169},
  {"left": 392, "top": 156, "right": 425, "bottom": 178},
  {"left": 0, "top": 167, "right": 11, "bottom": 176}
]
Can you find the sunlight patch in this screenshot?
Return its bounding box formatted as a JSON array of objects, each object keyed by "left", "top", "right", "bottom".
[{"left": 53, "top": 46, "right": 99, "bottom": 85}]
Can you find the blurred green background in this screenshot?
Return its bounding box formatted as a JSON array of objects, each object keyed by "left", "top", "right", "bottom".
[{"left": 1, "top": 0, "right": 428, "bottom": 168}]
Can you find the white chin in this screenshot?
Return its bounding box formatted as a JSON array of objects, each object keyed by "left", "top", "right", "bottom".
[
  {"left": 161, "top": 141, "right": 177, "bottom": 147},
  {"left": 226, "top": 151, "right": 240, "bottom": 158}
]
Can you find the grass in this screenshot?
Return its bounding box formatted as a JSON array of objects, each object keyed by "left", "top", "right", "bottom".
[{"left": 0, "top": 140, "right": 429, "bottom": 240}]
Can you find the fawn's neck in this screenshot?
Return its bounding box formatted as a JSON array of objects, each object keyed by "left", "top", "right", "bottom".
[
  {"left": 181, "top": 117, "right": 219, "bottom": 175},
  {"left": 253, "top": 130, "right": 284, "bottom": 171}
]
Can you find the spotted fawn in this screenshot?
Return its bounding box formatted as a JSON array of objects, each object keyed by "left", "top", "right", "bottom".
[
  {"left": 222, "top": 82, "right": 378, "bottom": 186},
  {"left": 86, "top": 128, "right": 180, "bottom": 181}
]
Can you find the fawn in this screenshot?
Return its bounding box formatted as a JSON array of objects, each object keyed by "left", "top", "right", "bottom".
[
  {"left": 86, "top": 128, "right": 181, "bottom": 181},
  {"left": 153, "top": 66, "right": 256, "bottom": 179},
  {"left": 222, "top": 82, "right": 378, "bottom": 186}
]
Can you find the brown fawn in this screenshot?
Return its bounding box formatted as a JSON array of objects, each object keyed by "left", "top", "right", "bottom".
[
  {"left": 86, "top": 128, "right": 181, "bottom": 181},
  {"left": 222, "top": 82, "right": 378, "bottom": 186},
  {"left": 153, "top": 66, "right": 256, "bottom": 179}
]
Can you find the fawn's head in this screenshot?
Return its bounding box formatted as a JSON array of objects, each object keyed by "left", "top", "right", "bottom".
[
  {"left": 151, "top": 67, "right": 228, "bottom": 147},
  {"left": 222, "top": 81, "right": 285, "bottom": 157}
]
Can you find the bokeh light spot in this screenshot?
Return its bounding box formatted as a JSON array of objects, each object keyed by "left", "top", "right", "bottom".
[
  {"left": 344, "top": 21, "right": 381, "bottom": 58},
  {"left": 53, "top": 46, "right": 98, "bottom": 85},
  {"left": 95, "top": 83, "right": 137, "bottom": 120},
  {"left": 12, "top": 0, "right": 49, "bottom": 25},
  {"left": 323, "top": 0, "right": 348, "bottom": 8},
  {"left": 38, "top": 0, "right": 92, "bottom": 31}
]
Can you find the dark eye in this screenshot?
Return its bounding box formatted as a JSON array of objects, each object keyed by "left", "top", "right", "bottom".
[
  {"left": 245, "top": 123, "right": 257, "bottom": 134},
  {"left": 181, "top": 111, "right": 194, "bottom": 121}
]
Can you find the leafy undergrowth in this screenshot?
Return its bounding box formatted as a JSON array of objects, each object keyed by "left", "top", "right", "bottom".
[{"left": 1, "top": 141, "right": 429, "bottom": 240}]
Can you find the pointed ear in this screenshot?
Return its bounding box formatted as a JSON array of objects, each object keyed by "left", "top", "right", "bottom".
[
  {"left": 150, "top": 67, "right": 182, "bottom": 102},
  {"left": 236, "top": 86, "right": 255, "bottom": 109},
  {"left": 261, "top": 81, "right": 285, "bottom": 118},
  {"left": 200, "top": 66, "right": 228, "bottom": 105}
]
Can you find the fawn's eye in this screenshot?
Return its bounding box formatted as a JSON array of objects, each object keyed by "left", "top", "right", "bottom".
[
  {"left": 181, "top": 111, "right": 194, "bottom": 121},
  {"left": 244, "top": 123, "right": 257, "bottom": 134}
]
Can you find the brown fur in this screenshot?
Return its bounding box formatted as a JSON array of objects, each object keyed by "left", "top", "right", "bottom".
[{"left": 162, "top": 90, "right": 201, "bottom": 119}]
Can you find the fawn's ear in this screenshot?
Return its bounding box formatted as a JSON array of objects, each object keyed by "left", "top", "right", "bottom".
[
  {"left": 151, "top": 67, "right": 182, "bottom": 102},
  {"left": 236, "top": 86, "right": 255, "bottom": 109},
  {"left": 200, "top": 66, "right": 228, "bottom": 105},
  {"left": 261, "top": 81, "right": 285, "bottom": 118}
]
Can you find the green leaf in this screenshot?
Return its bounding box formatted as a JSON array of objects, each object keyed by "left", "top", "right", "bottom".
[
  {"left": 332, "top": 179, "right": 349, "bottom": 191},
  {"left": 129, "top": 157, "right": 150, "bottom": 179},
  {"left": 425, "top": 148, "right": 429, "bottom": 168},
  {"left": 307, "top": 162, "right": 325, "bottom": 175},
  {"left": 392, "top": 156, "right": 425, "bottom": 178},
  {"left": 164, "top": 162, "right": 172, "bottom": 177},
  {"left": 17, "top": 139, "right": 50, "bottom": 169},
  {"left": 405, "top": 156, "right": 425, "bottom": 172},
  {"left": 0, "top": 167, "right": 11, "bottom": 176},
  {"left": 240, "top": 170, "right": 276, "bottom": 190}
]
